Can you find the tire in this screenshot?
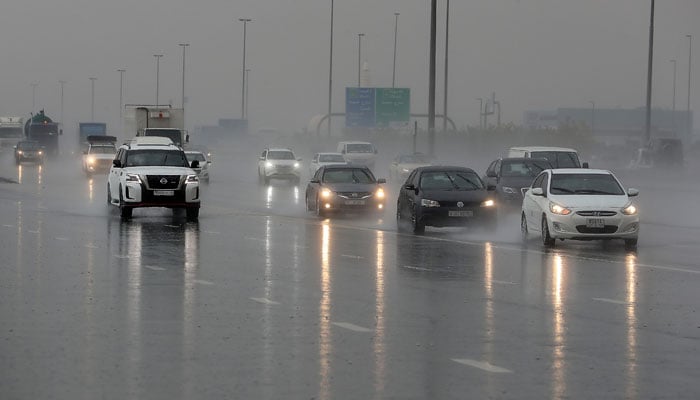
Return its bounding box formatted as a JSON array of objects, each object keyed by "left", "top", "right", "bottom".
[
  {"left": 396, "top": 202, "right": 406, "bottom": 232},
  {"left": 263, "top": 176, "right": 270, "bottom": 185},
  {"left": 521, "top": 213, "right": 528, "bottom": 240},
  {"left": 411, "top": 209, "right": 425, "bottom": 234},
  {"left": 119, "top": 186, "right": 132, "bottom": 220},
  {"left": 541, "top": 216, "right": 555, "bottom": 247},
  {"left": 624, "top": 238, "right": 638, "bottom": 249},
  {"left": 186, "top": 207, "right": 199, "bottom": 221},
  {"left": 107, "top": 184, "right": 112, "bottom": 205},
  {"left": 315, "top": 196, "right": 326, "bottom": 218}
]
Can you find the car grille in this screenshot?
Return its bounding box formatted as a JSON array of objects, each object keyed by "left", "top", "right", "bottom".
[
  {"left": 146, "top": 175, "right": 181, "bottom": 189},
  {"left": 438, "top": 200, "right": 480, "bottom": 208},
  {"left": 576, "top": 225, "right": 618, "bottom": 234},
  {"left": 576, "top": 211, "right": 617, "bottom": 217},
  {"left": 337, "top": 191, "right": 372, "bottom": 199}
]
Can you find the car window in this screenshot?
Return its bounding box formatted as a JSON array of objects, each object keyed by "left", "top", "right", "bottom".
[
  {"left": 267, "top": 151, "right": 295, "bottom": 160},
  {"left": 346, "top": 144, "right": 374, "bottom": 153},
  {"left": 322, "top": 168, "right": 375, "bottom": 184},
  {"left": 549, "top": 173, "right": 625, "bottom": 195},
  {"left": 419, "top": 171, "right": 483, "bottom": 191},
  {"left": 19, "top": 142, "right": 42, "bottom": 150},
  {"left": 530, "top": 151, "right": 580, "bottom": 168},
  {"left": 501, "top": 160, "right": 550, "bottom": 177},
  {"left": 91, "top": 145, "right": 116, "bottom": 154},
  {"left": 319, "top": 154, "right": 345, "bottom": 163},
  {"left": 186, "top": 153, "right": 206, "bottom": 162},
  {"left": 125, "top": 150, "right": 189, "bottom": 167},
  {"left": 531, "top": 173, "right": 545, "bottom": 189}
]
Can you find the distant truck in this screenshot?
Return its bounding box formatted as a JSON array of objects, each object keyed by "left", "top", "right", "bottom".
[
  {"left": 24, "top": 110, "right": 61, "bottom": 156},
  {"left": 0, "top": 116, "right": 25, "bottom": 148},
  {"left": 124, "top": 105, "right": 188, "bottom": 147},
  {"left": 78, "top": 122, "right": 107, "bottom": 148}
]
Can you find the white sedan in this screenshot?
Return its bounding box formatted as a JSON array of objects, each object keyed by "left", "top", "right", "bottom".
[
  {"left": 521, "top": 169, "right": 639, "bottom": 249},
  {"left": 308, "top": 152, "right": 347, "bottom": 176}
]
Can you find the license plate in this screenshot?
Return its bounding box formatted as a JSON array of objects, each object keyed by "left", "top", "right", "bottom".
[
  {"left": 154, "top": 190, "right": 175, "bottom": 196},
  {"left": 345, "top": 200, "right": 366, "bottom": 205},
  {"left": 449, "top": 210, "right": 473, "bottom": 217},
  {"left": 586, "top": 218, "right": 605, "bottom": 228}
]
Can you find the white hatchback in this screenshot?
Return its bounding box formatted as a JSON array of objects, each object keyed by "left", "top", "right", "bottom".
[{"left": 521, "top": 169, "right": 639, "bottom": 248}]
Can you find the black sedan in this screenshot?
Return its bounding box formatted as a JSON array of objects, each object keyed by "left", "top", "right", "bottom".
[
  {"left": 305, "top": 165, "right": 387, "bottom": 217},
  {"left": 14, "top": 140, "right": 45, "bottom": 165},
  {"left": 483, "top": 157, "right": 551, "bottom": 207},
  {"left": 396, "top": 166, "right": 497, "bottom": 234}
]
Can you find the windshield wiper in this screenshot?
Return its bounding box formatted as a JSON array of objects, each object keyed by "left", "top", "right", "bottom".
[
  {"left": 550, "top": 187, "right": 575, "bottom": 194},
  {"left": 574, "top": 189, "right": 618, "bottom": 195}
]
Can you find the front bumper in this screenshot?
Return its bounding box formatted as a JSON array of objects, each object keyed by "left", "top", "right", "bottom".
[
  {"left": 317, "top": 193, "right": 385, "bottom": 213},
  {"left": 418, "top": 205, "right": 497, "bottom": 227},
  {"left": 546, "top": 211, "right": 639, "bottom": 240},
  {"left": 121, "top": 181, "right": 200, "bottom": 208},
  {"left": 263, "top": 166, "right": 300, "bottom": 178}
]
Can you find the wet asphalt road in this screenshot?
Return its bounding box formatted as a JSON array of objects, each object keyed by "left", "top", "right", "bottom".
[{"left": 1, "top": 142, "right": 700, "bottom": 399}]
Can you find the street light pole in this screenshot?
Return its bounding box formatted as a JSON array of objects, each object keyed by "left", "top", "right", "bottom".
[
  {"left": 671, "top": 59, "right": 677, "bottom": 134},
  {"left": 589, "top": 101, "right": 595, "bottom": 136},
  {"left": 392, "top": 12, "right": 399, "bottom": 88},
  {"left": 428, "top": 0, "right": 437, "bottom": 156},
  {"left": 687, "top": 34, "right": 693, "bottom": 139},
  {"left": 442, "top": 0, "right": 450, "bottom": 133},
  {"left": 154, "top": 54, "right": 163, "bottom": 106},
  {"left": 31, "top": 82, "right": 38, "bottom": 112},
  {"left": 644, "top": 0, "right": 655, "bottom": 144},
  {"left": 179, "top": 44, "right": 189, "bottom": 109},
  {"left": 239, "top": 18, "right": 251, "bottom": 119},
  {"left": 245, "top": 69, "right": 251, "bottom": 119},
  {"left": 477, "top": 98, "right": 483, "bottom": 129},
  {"left": 328, "top": 0, "right": 334, "bottom": 137},
  {"left": 89, "top": 77, "right": 97, "bottom": 122},
  {"left": 357, "top": 33, "right": 365, "bottom": 87},
  {"left": 117, "top": 69, "right": 125, "bottom": 133},
  {"left": 59, "top": 80, "right": 66, "bottom": 128}
]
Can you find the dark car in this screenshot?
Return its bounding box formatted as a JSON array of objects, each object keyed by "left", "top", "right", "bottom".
[
  {"left": 14, "top": 140, "right": 45, "bottom": 165},
  {"left": 483, "top": 158, "right": 552, "bottom": 207},
  {"left": 396, "top": 166, "right": 497, "bottom": 234},
  {"left": 305, "top": 165, "right": 387, "bottom": 217}
]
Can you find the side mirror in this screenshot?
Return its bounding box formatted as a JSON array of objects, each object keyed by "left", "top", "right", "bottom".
[
  {"left": 112, "top": 159, "right": 122, "bottom": 168},
  {"left": 59, "top": 129, "right": 63, "bottom": 135},
  {"left": 531, "top": 187, "right": 544, "bottom": 196},
  {"left": 191, "top": 160, "right": 200, "bottom": 168},
  {"left": 582, "top": 162, "right": 589, "bottom": 168},
  {"left": 185, "top": 134, "right": 190, "bottom": 143},
  {"left": 310, "top": 179, "right": 320, "bottom": 184},
  {"left": 627, "top": 188, "right": 639, "bottom": 197},
  {"left": 83, "top": 150, "right": 88, "bottom": 155},
  {"left": 207, "top": 160, "right": 212, "bottom": 164},
  {"left": 297, "top": 158, "right": 303, "bottom": 162},
  {"left": 486, "top": 170, "right": 497, "bottom": 178},
  {"left": 377, "top": 178, "right": 386, "bottom": 184},
  {"left": 259, "top": 156, "right": 265, "bottom": 161},
  {"left": 404, "top": 184, "right": 415, "bottom": 191}
]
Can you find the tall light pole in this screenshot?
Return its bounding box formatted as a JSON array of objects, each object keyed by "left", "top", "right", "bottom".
[
  {"left": 687, "top": 34, "right": 693, "bottom": 139},
  {"left": 245, "top": 69, "right": 251, "bottom": 119},
  {"left": 31, "top": 82, "right": 38, "bottom": 112},
  {"left": 117, "top": 69, "right": 125, "bottom": 133},
  {"left": 428, "top": 0, "right": 437, "bottom": 156},
  {"left": 154, "top": 54, "right": 163, "bottom": 106},
  {"left": 357, "top": 33, "right": 365, "bottom": 87},
  {"left": 442, "top": 0, "right": 450, "bottom": 133},
  {"left": 589, "top": 101, "right": 595, "bottom": 136},
  {"left": 477, "top": 98, "right": 483, "bottom": 129},
  {"left": 644, "top": 0, "right": 655, "bottom": 144},
  {"left": 179, "top": 44, "right": 189, "bottom": 109},
  {"left": 328, "top": 0, "right": 334, "bottom": 137},
  {"left": 59, "top": 80, "right": 66, "bottom": 128},
  {"left": 89, "top": 77, "right": 97, "bottom": 122},
  {"left": 671, "top": 59, "right": 677, "bottom": 134},
  {"left": 392, "top": 12, "right": 399, "bottom": 88},
  {"left": 239, "top": 18, "right": 251, "bottom": 119}
]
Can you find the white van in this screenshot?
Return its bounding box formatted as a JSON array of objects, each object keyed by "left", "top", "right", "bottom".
[
  {"left": 507, "top": 146, "right": 585, "bottom": 168},
  {"left": 336, "top": 141, "right": 378, "bottom": 169}
]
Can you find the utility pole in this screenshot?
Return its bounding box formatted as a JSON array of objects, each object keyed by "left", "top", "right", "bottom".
[
  {"left": 154, "top": 54, "right": 163, "bottom": 106},
  {"left": 671, "top": 59, "right": 676, "bottom": 134},
  {"left": 59, "top": 80, "right": 66, "bottom": 128},
  {"left": 89, "top": 77, "right": 97, "bottom": 122},
  {"left": 687, "top": 35, "right": 693, "bottom": 139},
  {"left": 428, "top": 0, "right": 437, "bottom": 156},
  {"left": 328, "top": 0, "right": 334, "bottom": 137},
  {"left": 392, "top": 12, "right": 399, "bottom": 88},
  {"left": 357, "top": 33, "right": 365, "bottom": 87},
  {"left": 31, "top": 82, "right": 38, "bottom": 112},
  {"left": 477, "top": 98, "right": 483, "bottom": 129},
  {"left": 644, "top": 0, "right": 655, "bottom": 144},
  {"left": 239, "top": 18, "right": 251, "bottom": 119},
  {"left": 117, "top": 69, "right": 125, "bottom": 133},
  {"left": 442, "top": 0, "right": 450, "bottom": 133}
]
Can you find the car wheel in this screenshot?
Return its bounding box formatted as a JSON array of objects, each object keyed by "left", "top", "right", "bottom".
[
  {"left": 263, "top": 176, "right": 270, "bottom": 185},
  {"left": 411, "top": 208, "right": 425, "bottom": 234},
  {"left": 315, "top": 196, "right": 326, "bottom": 218},
  {"left": 119, "top": 186, "right": 132, "bottom": 219},
  {"left": 624, "top": 238, "right": 638, "bottom": 249},
  {"left": 521, "top": 213, "right": 528, "bottom": 240},
  {"left": 107, "top": 184, "right": 112, "bottom": 205},
  {"left": 305, "top": 194, "right": 313, "bottom": 212},
  {"left": 396, "top": 202, "right": 405, "bottom": 232},
  {"left": 186, "top": 207, "right": 199, "bottom": 221},
  {"left": 541, "top": 215, "right": 555, "bottom": 247}
]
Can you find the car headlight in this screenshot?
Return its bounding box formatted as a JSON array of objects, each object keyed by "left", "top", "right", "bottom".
[
  {"left": 125, "top": 173, "right": 141, "bottom": 183},
  {"left": 186, "top": 174, "right": 199, "bottom": 183},
  {"left": 401, "top": 168, "right": 410, "bottom": 173},
  {"left": 87, "top": 156, "right": 96, "bottom": 164},
  {"left": 621, "top": 203, "right": 638, "bottom": 215},
  {"left": 38, "top": 151, "right": 43, "bottom": 155},
  {"left": 17, "top": 150, "right": 23, "bottom": 155},
  {"left": 549, "top": 201, "right": 572, "bottom": 215},
  {"left": 481, "top": 199, "right": 495, "bottom": 207},
  {"left": 375, "top": 187, "right": 385, "bottom": 199},
  {"left": 265, "top": 161, "right": 273, "bottom": 168},
  {"left": 421, "top": 199, "right": 440, "bottom": 207},
  {"left": 294, "top": 162, "right": 300, "bottom": 169},
  {"left": 321, "top": 188, "right": 332, "bottom": 198},
  {"left": 502, "top": 186, "right": 516, "bottom": 194}
]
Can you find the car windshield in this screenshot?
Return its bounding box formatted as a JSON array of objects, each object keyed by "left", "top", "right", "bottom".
[
  {"left": 144, "top": 129, "right": 181, "bottom": 145},
  {"left": 125, "top": 150, "right": 189, "bottom": 167},
  {"left": 420, "top": 171, "right": 484, "bottom": 191},
  {"left": 549, "top": 173, "right": 625, "bottom": 195},
  {"left": 268, "top": 151, "right": 295, "bottom": 160},
  {"left": 186, "top": 153, "right": 206, "bottom": 162},
  {"left": 501, "top": 160, "right": 550, "bottom": 177},
  {"left": 399, "top": 154, "right": 430, "bottom": 163},
  {"left": 18, "top": 142, "right": 42, "bottom": 150},
  {"left": 346, "top": 144, "right": 374, "bottom": 153},
  {"left": 530, "top": 151, "right": 580, "bottom": 168},
  {"left": 322, "top": 168, "right": 375, "bottom": 184},
  {"left": 90, "top": 145, "right": 116, "bottom": 154},
  {"left": 319, "top": 154, "right": 345, "bottom": 163}
]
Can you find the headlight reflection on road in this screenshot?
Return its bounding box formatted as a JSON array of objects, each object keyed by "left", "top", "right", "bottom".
[
  {"left": 625, "top": 252, "right": 638, "bottom": 399},
  {"left": 88, "top": 178, "right": 94, "bottom": 202},
  {"left": 319, "top": 221, "right": 332, "bottom": 400},
  {"left": 266, "top": 185, "right": 274, "bottom": 209},
  {"left": 551, "top": 253, "right": 567, "bottom": 399},
  {"left": 483, "top": 242, "right": 495, "bottom": 375},
  {"left": 373, "top": 230, "right": 386, "bottom": 397}
]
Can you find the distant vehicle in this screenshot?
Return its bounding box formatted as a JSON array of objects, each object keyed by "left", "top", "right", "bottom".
[
  {"left": 483, "top": 157, "right": 552, "bottom": 207},
  {"left": 308, "top": 152, "right": 347, "bottom": 176},
  {"left": 125, "top": 105, "right": 188, "bottom": 147},
  {"left": 185, "top": 150, "right": 211, "bottom": 183},
  {"left": 507, "top": 146, "right": 585, "bottom": 168},
  {"left": 521, "top": 168, "right": 639, "bottom": 249},
  {"left": 389, "top": 152, "right": 433, "bottom": 182},
  {"left": 14, "top": 140, "right": 45, "bottom": 165},
  {"left": 396, "top": 166, "right": 497, "bottom": 234},
  {"left": 0, "top": 116, "right": 24, "bottom": 148},
  {"left": 78, "top": 122, "right": 107, "bottom": 149},
  {"left": 82, "top": 135, "right": 117, "bottom": 176},
  {"left": 258, "top": 147, "right": 302, "bottom": 184},
  {"left": 107, "top": 137, "right": 201, "bottom": 220},
  {"left": 336, "top": 141, "right": 378, "bottom": 170},
  {"left": 305, "top": 165, "right": 386, "bottom": 217},
  {"left": 24, "top": 110, "right": 61, "bottom": 156},
  {"left": 631, "top": 138, "right": 684, "bottom": 169}
]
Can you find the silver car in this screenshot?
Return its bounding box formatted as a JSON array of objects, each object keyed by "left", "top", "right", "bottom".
[{"left": 185, "top": 151, "right": 211, "bottom": 183}]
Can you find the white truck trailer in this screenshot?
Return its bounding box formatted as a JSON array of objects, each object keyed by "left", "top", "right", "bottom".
[{"left": 124, "top": 105, "right": 188, "bottom": 147}]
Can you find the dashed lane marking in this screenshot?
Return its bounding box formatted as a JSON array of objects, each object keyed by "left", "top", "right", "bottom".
[
  {"left": 593, "top": 297, "right": 630, "bottom": 305},
  {"left": 341, "top": 254, "right": 364, "bottom": 260},
  {"left": 84, "top": 244, "right": 99, "bottom": 249},
  {"left": 452, "top": 359, "right": 513, "bottom": 373},
  {"left": 250, "top": 297, "right": 280, "bottom": 305},
  {"left": 332, "top": 322, "right": 372, "bottom": 333},
  {"left": 492, "top": 280, "right": 518, "bottom": 285},
  {"left": 194, "top": 279, "right": 215, "bottom": 286},
  {"left": 2, "top": 224, "right": 13, "bottom": 228},
  {"left": 144, "top": 265, "right": 166, "bottom": 271},
  {"left": 55, "top": 237, "right": 70, "bottom": 241}
]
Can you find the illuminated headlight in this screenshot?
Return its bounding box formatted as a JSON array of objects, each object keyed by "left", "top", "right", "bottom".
[
  {"left": 321, "top": 188, "right": 332, "bottom": 198},
  {"left": 621, "top": 203, "right": 638, "bottom": 215},
  {"left": 401, "top": 168, "right": 410, "bottom": 173},
  {"left": 265, "top": 162, "right": 273, "bottom": 168},
  {"left": 502, "top": 186, "right": 516, "bottom": 194},
  {"left": 375, "top": 187, "right": 385, "bottom": 199},
  {"left": 186, "top": 174, "right": 199, "bottom": 183},
  {"left": 421, "top": 199, "right": 440, "bottom": 207},
  {"left": 17, "top": 150, "right": 23, "bottom": 155},
  {"left": 125, "top": 173, "right": 141, "bottom": 183},
  {"left": 294, "top": 162, "right": 300, "bottom": 169},
  {"left": 87, "top": 156, "right": 96, "bottom": 164},
  {"left": 38, "top": 151, "right": 43, "bottom": 155},
  {"left": 481, "top": 199, "right": 495, "bottom": 207},
  {"left": 549, "top": 201, "right": 572, "bottom": 215}
]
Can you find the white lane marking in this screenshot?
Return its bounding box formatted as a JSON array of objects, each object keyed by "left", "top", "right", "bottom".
[
  {"left": 492, "top": 280, "right": 518, "bottom": 285},
  {"left": 402, "top": 265, "right": 432, "bottom": 272},
  {"left": 194, "top": 279, "right": 215, "bottom": 286},
  {"left": 452, "top": 359, "right": 513, "bottom": 373},
  {"left": 144, "top": 265, "right": 166, "bottom": 271},
  {"left": 341, "top": 254, "right": 364, "bottom": 260},
  {"left": 332, "top": 322, "right": 372, "bottom": 332},
  {"left": 113, "top": 254, "right": 137, "bottom": 259},
  {"left": 2, "top": 224, "right": 13, "bottom": 228},
  {"left": 164, "top": 224, "right": 180, "bottom": 228},
  {"left": 27, "top": 230, "right": 39, "bottom": 234},
  {"left": 202, "top": 230, "right": 221, "bottom": 234},
  {"left": 244, "top": 236, "right": 265, "bottom": 242},
  {"left": 593, "top": 298, "right": 630, "bottom": 305},
  {"left": 84, "top": 244, "right": 99, "bottom": 249},
  {"left": 250, "top": 297, "right": 280, "bottom": 305},
  {"left": 55, "top": 237, "right": 70, "bottom": 241}
]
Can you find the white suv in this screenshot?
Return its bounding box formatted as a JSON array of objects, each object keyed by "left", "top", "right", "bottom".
[
  {"left": 258, "top": 148, "right": 301, "bottom": 184},
  {"left": 336, "top": 141, "right": 378, "bottom": 170},
  {"left": 108, "top": 137, "right": 201, "bottom": 220}
]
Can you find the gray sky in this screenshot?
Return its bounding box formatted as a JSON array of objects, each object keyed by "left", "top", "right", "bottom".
[{"left": 0, "top": 0, "right": 698, "bottom": 134}]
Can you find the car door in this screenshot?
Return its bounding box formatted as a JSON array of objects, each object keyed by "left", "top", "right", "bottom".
[
  {"left": 401, "top": 170, "right": 420, "bottom": 217},
  {"left": 258, "top": 150, "right": 267, "bottom": 175},
  {"left": 523, "top": 172, "right": 547, "bottom": 230},
  {"left": 307, "top": 167, "right": 323, "bottom": 208}
]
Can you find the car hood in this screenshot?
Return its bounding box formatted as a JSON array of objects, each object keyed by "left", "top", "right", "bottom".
[
  {"left": 125, "top": 166, "right": 196, "bottom": 176},
  {"left": 499, "top": 176, "right": 537, "bottom": 188},
  {"left": 420, "top": 189, "right": 490, "bottom": 202},
  {"left": 549, "top": 194, "right": 630, "bottom": 208},
  {"left": 268, "top": 160, "right": 298, "bottom": 166},
  {"left": 324, "top": 183, "right": 379, "bottom": 192}
]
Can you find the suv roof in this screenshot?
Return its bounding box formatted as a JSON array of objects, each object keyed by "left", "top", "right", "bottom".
[
  {"left": 509, "top": 146, "right": 577, "bottom": 152},
  {"left": 122, "top": 137, "right": 178, "bottom": 149}
]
